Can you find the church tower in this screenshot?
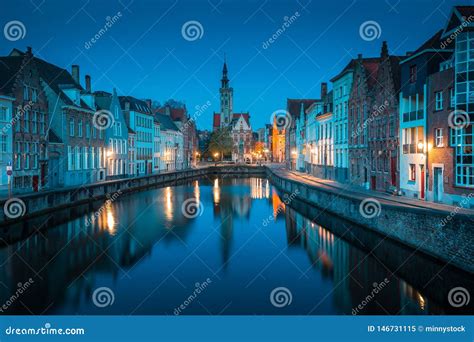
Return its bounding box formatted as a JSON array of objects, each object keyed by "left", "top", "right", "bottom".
[{"left": 219, "top": 57, "right": 233, "bottom": 127}]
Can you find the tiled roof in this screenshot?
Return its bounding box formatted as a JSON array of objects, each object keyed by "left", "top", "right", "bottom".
[
  {"left": 155, "top": 113, "right": 180, "bottom": 131},
  {"left": 455, "top": 6, "right": 474, "bottom": 19},
  {"left": 330, "top": 59, "right": 356, "bottom": 82},
  {"left": 232, "top": 112, "right": 250, "bottom": 126},
  {"left": 118, "top": 96, "right": 152, "bottom": 114},
  {"left": 287, "top": 99, "right": 319, "bottom": 118}
]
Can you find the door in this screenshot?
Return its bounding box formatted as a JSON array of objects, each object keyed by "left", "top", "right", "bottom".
[
  {"left": 371, "top": 175, "right": 376, "bottom": 190},
  {"left": 420, "top": 165, "right": 425, "bottom": 200},
  {"left": 433, "top": 167, "right": 443, "bottom": 202},
  {"left": 390, "top": 157, "right": 397, "bottom": 186},
  {"left": 32, "top": 175, "right": 39, "bottom": 192}
]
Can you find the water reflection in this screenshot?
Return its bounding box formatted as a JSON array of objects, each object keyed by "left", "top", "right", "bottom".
[{"left": 0, "top": 177, "right": 471, "bottom": 315}]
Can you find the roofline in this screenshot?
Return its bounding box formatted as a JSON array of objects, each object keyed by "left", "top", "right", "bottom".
[
  {"left": 400, "top": 48, "right": 454, "bottom": 64},
  {"left": 441, "top": 7, "right": 474, "bottom": 39},
  {"left": 0, "top": 95, "right": 15, "bottom": 101}
]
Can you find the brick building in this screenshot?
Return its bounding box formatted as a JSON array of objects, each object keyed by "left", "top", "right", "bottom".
[
  {"left": 368, "top": 42, "right": 402, "bottom": 192},
  {"left": 348, "top": 54, "right": 381, "bottom": 189},
  {"left": 0, "top": 47, "right": 49, "bottom": 192}
]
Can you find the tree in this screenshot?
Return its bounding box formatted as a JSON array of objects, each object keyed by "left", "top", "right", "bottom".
[{"left": 208, "top": 128, "right": 233, "bottom": 160}]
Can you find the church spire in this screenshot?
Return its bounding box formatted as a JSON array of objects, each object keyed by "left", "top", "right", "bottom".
[{"left": 221, "top": 55, "right": 229, "bottom": 88}]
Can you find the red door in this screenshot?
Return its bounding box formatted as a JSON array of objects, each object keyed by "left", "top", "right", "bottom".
[
  {"left": 420, "top": 166, "right": 425, "bottom": 200},
  {"left": 32, "top": 175, "right": 39, "bottom": 192},
  {"left": 390, "top": 157, "right": 397, "bottom": 186},
  {"left": 371, "top": 175, "right": 376, "bottom": 190}
]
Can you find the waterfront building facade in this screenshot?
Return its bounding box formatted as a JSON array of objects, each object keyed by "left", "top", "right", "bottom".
[
  {"left": 0, "top": 95, "right": 14, "bottom": 192},
  {"left": 120, "top": 96, "right": 153, "bottom": 175},
  {"left": 348, "top": 54, "right": 381, "bottom": 189},
  {"left": 95, "top": 88, "right": 129, "bottom": 179},
  {"left": 331, "top": 65, "right": 352, "bottom": 183},
  {"left": 398, "top": 31, "right": 453, "bottom": 200},
  {"left": 1, "top": 48, "right": 49, "bottom": 192},
  {"left": 155, "top": 113, "right": 183, "bottom": 171},
  {"left": 368, "top": 42, "right": 402, "bottom": 192}
]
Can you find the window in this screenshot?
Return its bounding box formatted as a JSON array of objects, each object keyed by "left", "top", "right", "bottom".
[
  {"left": 86, "top": 123, "right": 90, "bottom": 138},
  {"left": 78, "top": 120, "right": 83, "bottom": 137},
  {"left": 0, "top": 106, "right": 7, "bottom": 121},
  {"left": 409, "top": 65, "right": 417, "bottom": 83},
  {"left": 435, "top": 91, "right": 443, "bottom": 110},
  {"left": 23, "top": 86, "right": 29, "bottom": 100},
  {"left": 435, "top": 128, "right": 444, "bottom": 147},
  {"left": 0, "top": 135, "right": 7, "bottom": 153},
  {"left": 32, "top": 89, "right": 38, "bottom": 102},
  {"left": 409, "top": 164, "right": 416, "bottom": 181},
  {"left": 32, "top": 111, "right": 37, "bottom": 134},
  {"left": 24, "top": 111, "right": 29, "bottom": 133},
  {"left": 69, "top": 119, "right": 74, "bottom": 136},
  {"left": 450, "top": 88, "right": 455, "bottom": 108}
]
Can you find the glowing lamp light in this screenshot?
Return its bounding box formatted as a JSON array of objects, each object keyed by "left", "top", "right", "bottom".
[{"left": 417, "top": 141, "right": 424, "bottom": 151}]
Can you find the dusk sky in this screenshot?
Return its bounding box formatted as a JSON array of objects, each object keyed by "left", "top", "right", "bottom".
[{"left": 1, "top": 0, "right": 463, "bottom": 130}]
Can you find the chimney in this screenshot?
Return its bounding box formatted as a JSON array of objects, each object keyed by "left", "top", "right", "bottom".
[
  {"left": 85, "top": 75, "right": 91, "bottom": 93},
  {"left": 71, "top": 65, "right": 80, "bottom": 84},
  {"left": 358, "top": 53, "right": 363, "bottom": 60},
  {"left": 125, "top": 101, "right": 130, "bottom": 111},
  {"left": 321, "top": 82, "right": 328, "bottom": 99},
  {"left": 26, "top": 46, "right": 32, "bottom": 56},
  {"left": 145, "top": 99, "right": 152, "bottom": 109}
]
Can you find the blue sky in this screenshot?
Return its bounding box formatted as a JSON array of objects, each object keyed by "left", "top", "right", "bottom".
[{"left": 0, "top": 0, "right": 463, "bottom": 130}]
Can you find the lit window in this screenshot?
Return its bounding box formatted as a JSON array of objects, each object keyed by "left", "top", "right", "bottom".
[
  {"left": 409, "top": 164, "right": 416, "bottom": 181},
  {"left": 435, "top": 128, "right": 443, "bottom": 147}
]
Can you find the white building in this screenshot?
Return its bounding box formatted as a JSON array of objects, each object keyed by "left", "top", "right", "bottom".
[{"left": 155, "top": 113, "right": 183, "bottom": 171}]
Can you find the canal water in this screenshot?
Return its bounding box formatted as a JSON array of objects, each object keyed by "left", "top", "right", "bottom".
[{"left": 0, "top": 177, "right": 471, "bottom": 315}]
